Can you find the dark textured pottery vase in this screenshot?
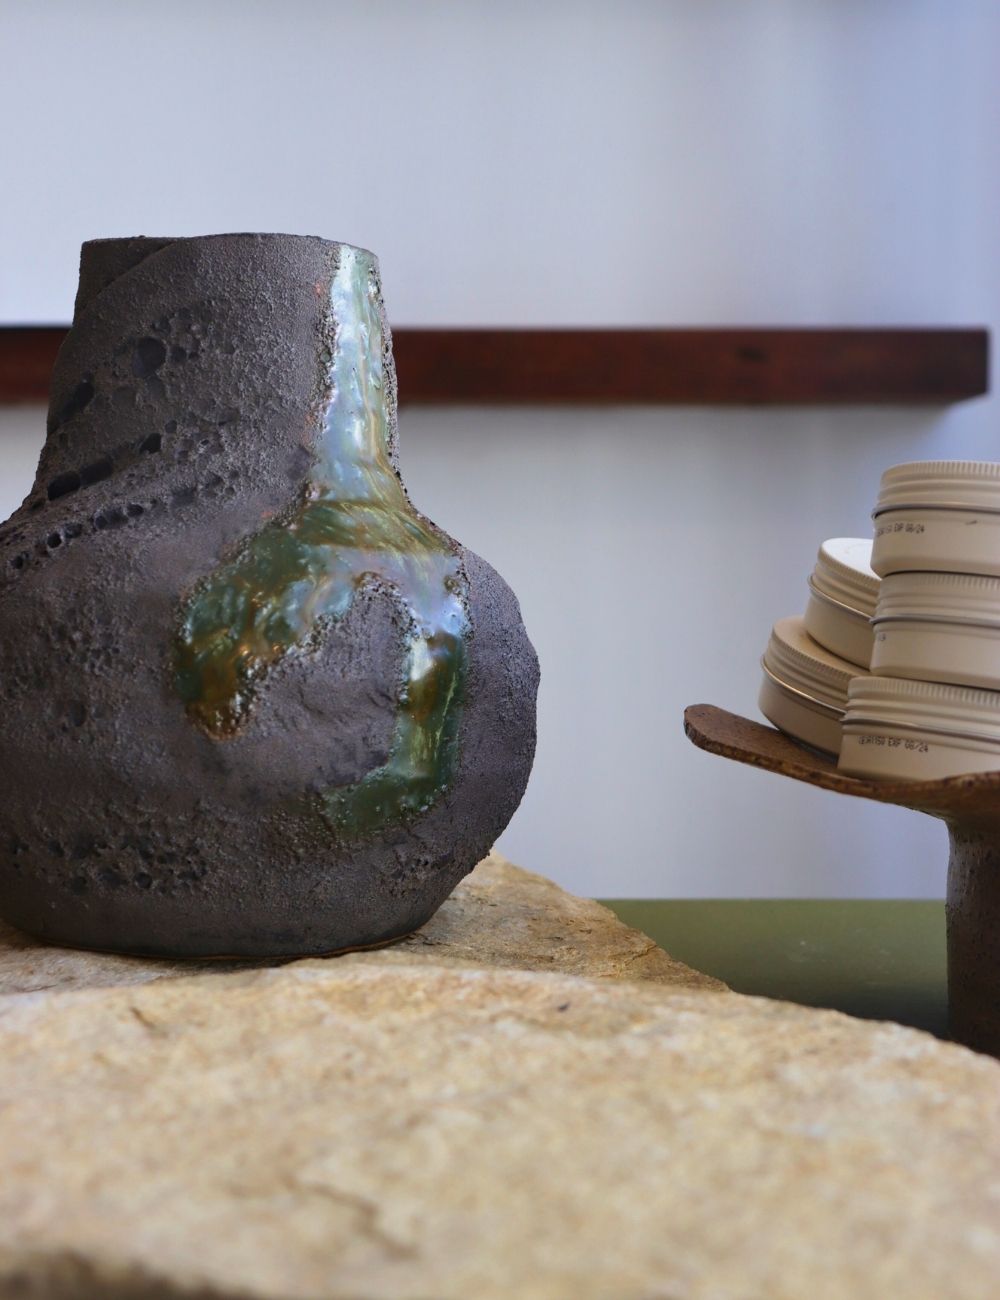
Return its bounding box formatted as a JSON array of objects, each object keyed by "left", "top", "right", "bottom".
[{"left": 0, "top": 234, "right": 538, "bottom": 957}]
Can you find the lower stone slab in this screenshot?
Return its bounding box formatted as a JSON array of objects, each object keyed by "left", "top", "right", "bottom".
[{"left": 1, "top": 856, "right": 998, "bottom": 1299}]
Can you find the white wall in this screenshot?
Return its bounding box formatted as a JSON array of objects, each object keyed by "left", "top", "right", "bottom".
[{"left": 1, "top": 2, "right": 998, "bottom": 897}]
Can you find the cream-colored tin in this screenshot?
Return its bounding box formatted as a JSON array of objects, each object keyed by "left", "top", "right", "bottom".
[
  {"left": 759, "top": 615, "right": 856, "bottom": 755},
  {"left": 803, "top": 537, "right": 878, "bottom": 668},
  {"left": 872, "top": 460, "right": 1000, "bottom": 578},
  {"left": 871, "top": 570, "right": 1000, "bottom": 690},
  {"left": 839, "top": 675, "right": 1000, "bottom": 780}
]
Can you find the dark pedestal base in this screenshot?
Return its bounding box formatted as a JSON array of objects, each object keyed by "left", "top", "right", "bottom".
[{"left": 947, "top": 828, "right": 1000, "bottom": 1055}]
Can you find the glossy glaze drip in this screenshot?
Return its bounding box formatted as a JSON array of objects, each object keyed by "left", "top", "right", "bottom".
[{"left": 174, "top": 246, "right": 468, "bottom": 839}]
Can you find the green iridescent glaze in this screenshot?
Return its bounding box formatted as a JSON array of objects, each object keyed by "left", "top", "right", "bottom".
[{"left": 174, "top": 246, "right": 469, "bottom": 840}]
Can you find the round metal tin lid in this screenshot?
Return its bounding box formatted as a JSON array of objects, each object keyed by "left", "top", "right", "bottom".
[
  {"left": 763, "top": 615, "right": 857, "bottom": 712},
  {"left": 874, "top": 460, "right": 1000, "bottom": 516},
  {"left": 874, "top": 570, "right": 1000, "bottom": 629},
  {"left": 845, "top": 674, "right": 1000, "bottom": 743},
  {"left": 810, "top": 538, "right": 879, "bottom": 618}
]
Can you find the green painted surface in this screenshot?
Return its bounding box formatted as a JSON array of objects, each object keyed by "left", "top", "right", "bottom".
[
  {"left": 174, "top": 246, "right": 468, "bottom": 840},
  {"left": 603, "top": 899, "right": 948, "bottom": 1039}
]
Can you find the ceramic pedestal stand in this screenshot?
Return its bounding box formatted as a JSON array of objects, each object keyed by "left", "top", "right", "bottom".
[{"left": 685, "top": 703, "right": 1000, "bottom": 1057}]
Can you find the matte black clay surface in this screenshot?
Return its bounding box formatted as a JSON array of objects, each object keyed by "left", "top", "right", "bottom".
[{"left": 0, "top": 234, "right": 538, "bottom": 956}]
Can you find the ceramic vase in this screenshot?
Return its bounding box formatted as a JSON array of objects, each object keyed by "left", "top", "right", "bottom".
[{"left": 0, "top": 234, "right": 538, "bottom": 956}]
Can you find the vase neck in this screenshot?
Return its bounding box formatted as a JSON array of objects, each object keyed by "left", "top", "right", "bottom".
[{"left": 313, "top": 246, "right": 395, "bottom": 498}]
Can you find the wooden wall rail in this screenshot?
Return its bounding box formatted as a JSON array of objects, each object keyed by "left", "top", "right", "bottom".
[{"left": 0, "top": 326, "right": 988, "bottom": 406}]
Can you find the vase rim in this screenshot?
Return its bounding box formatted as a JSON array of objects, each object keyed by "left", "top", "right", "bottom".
[{"left": 80, "top": 233, "right": 378, "bottom": 261}]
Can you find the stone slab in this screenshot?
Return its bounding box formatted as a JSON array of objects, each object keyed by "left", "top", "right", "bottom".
[
  {"left": 1, "top": 856, "right": 997, "bottom": 1299},
  {"left": 1, "top": 961, "right": 999, "bottom": 1299}
]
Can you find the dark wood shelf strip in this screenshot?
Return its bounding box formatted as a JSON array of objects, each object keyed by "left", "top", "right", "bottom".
[{"left": 0, "top": 326, "right": 988, "bottom": 406}]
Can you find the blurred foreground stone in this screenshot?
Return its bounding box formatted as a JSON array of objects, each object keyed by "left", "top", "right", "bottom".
[{"left": 1, "top": 855, "right": 998, "bottom": 1299}]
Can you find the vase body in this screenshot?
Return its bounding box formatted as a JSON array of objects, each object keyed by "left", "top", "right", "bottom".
[{"left": 0, "top": 234, "right": 538, "bottom": 956}]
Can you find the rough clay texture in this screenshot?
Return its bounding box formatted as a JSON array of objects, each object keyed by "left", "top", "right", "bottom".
[
  {"left": 2, "top": 860, "right": 1000, "bottom": 1300},
  {"left": 0, "top": 853, "right": 721, "bottom": 995},
  {"left": 0, "top": 233, "right": 538, "bottom": 956}
]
